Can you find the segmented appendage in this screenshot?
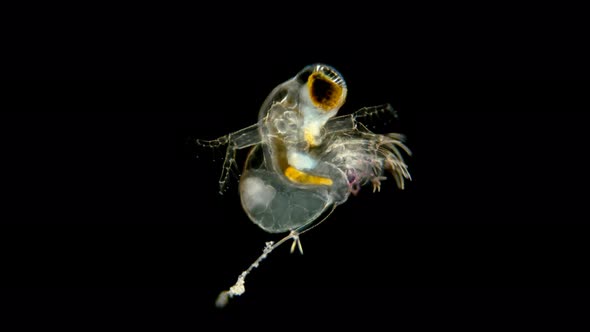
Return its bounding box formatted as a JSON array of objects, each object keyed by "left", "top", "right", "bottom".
[
  {"left": 374, "top": 133, "right": 412, "bottom": 189},
  {"left": 352, "top": 104, "right": 398, "bottom": 131},
  {"left": 353, "top": 104, "right": 410, "bottom": 191},
  {"left": 195, "top": 135, "right": 239, "bottom": 194},
  {"left": 195, "top": 135, "right": 229, "bottom": 148},
  {"left": 324, "top": 113, "right": 411, "bottom": 195}
]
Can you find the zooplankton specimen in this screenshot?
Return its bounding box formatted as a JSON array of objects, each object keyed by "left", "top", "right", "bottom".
[{"left": 197, "top": 64, "right": 411, "bottom": 307}]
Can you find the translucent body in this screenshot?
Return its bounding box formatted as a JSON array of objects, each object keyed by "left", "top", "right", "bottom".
[
  {"left": 196, "top": 64, "right": 411, "bottom": 307},
  {"left": 199, "top": 64, "right": 410, "bottom": 234},
  {"left": 240, "top": 144, "right": 350, "bottom": 233}
]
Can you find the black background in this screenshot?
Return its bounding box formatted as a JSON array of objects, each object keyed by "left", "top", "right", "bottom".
[{"left": 2, "top": 9, "right": 590, "bottom": 331}]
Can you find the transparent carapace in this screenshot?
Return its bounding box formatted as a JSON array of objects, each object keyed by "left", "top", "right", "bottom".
[{"left": 196, "top": 64, "right": 411, "bottom": 307}]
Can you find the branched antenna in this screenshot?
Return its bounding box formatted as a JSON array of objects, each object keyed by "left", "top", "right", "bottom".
[
  {"left": 353, "top": 103, "right": 397, "bottom": 123},
  {"left": 195, "top": 135, "right": 238, "bottom": 194}
]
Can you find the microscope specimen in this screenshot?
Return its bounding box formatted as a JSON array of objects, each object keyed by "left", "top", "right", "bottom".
[{"left": 196, "top": 64, "right": 411, "bottom": 307}]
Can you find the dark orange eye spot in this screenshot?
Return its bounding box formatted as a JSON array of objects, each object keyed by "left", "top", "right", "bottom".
[{"left": 307, "top": 72, "right": 344, "bottom": 111}]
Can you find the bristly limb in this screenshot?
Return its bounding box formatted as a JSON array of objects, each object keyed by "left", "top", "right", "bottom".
[{"left": 195, "top": 123, "right": 261, "bottom": 194}]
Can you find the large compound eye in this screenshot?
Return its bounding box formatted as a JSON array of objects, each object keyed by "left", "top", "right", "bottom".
[{"left": 307, "top": 65, "right": 347, "bottom": 111}]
